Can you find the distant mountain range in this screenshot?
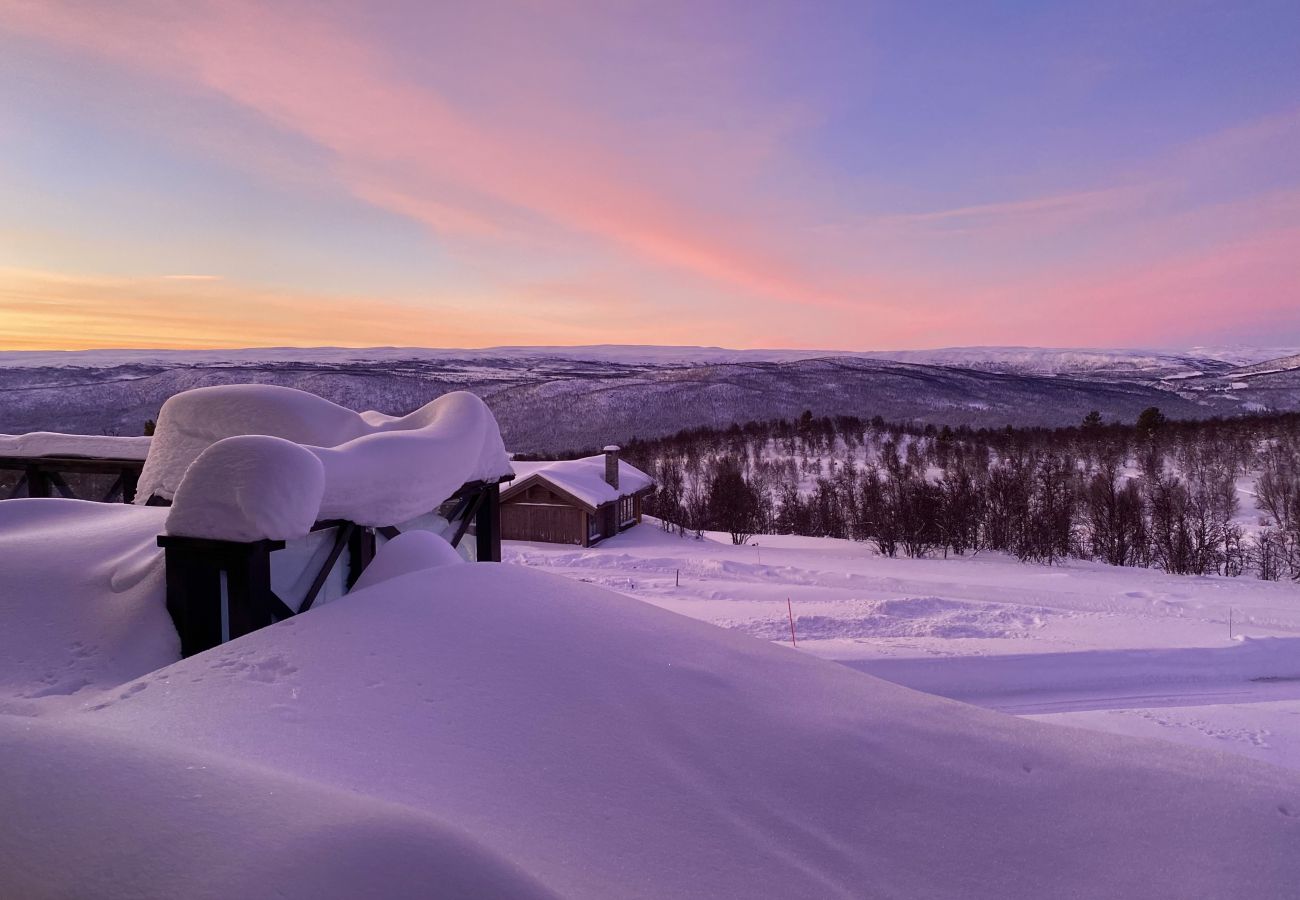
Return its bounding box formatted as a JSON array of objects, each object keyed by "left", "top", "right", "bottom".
[{"left": 2, "top": 345, "right": 1298, "bottom": 452}]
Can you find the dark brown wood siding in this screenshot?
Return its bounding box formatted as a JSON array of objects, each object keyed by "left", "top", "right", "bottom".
[{"left": 501, "top": 501, "right": 585, "bottom": 545}]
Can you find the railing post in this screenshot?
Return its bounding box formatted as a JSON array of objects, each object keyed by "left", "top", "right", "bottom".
[
  {"left": 346, "top": 525, "right": 375, "bottom": 587},
  {"left": 476, "top": 482, "right": 501, "bottom": 562},
  {"left": 156, "top": 535, "right": 285, "bottom": 657},
  {"left": 26, "top": 465, "right": 51, "bottom": 498},
  {"left": 121, "top": 467, "right": 139, "bottom": 504}
]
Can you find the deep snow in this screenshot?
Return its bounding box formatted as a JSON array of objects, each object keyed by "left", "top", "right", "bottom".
[
  {"left": 4, "top": 550, "right": 1300, "bottom": 899},
  {"left": 5, "top": 499, "right": 1300, "bottom": 896}
]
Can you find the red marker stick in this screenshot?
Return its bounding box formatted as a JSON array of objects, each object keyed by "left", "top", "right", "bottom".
[{"left": 787, "top": 598, "right": 797, "bottom": 647}]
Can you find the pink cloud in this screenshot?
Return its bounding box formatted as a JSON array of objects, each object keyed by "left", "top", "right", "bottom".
[
  {"left": 1, "top": 1, "right": 848, "bottom": 311},
  {"left": 1, "top": 1, "right": 1297, "bottom": 350},
  {"left": 958, "top": 225, "right": 1300, "bottom": 347}
]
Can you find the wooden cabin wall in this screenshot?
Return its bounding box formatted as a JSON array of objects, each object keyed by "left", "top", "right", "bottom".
[{"left": 501, "top": 499, "right": 585, "bottom": 545}]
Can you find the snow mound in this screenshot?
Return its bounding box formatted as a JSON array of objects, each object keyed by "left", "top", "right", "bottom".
[
  {"left": 351, "top": 530, "right": 463, "bottom": 592},
  {"left": 137, "top": 385, "right": 513, "bottom": 531},
  {"left": 6, "top": 564, "right": 1299, "bottom": 898},
  {"left": 165, "top": 436, "right": 325, "bottom": 542}
]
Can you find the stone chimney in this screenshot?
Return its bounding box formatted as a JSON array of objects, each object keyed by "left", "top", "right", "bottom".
[{"left": 602, "top": 445, "right": 620, "bottom": 491}]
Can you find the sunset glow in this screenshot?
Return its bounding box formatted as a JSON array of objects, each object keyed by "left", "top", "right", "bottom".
[{"left": 1, "top": 0, "right": 1297, "bottom": 351}]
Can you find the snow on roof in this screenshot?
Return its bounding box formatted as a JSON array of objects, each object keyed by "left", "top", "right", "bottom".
[
  {"left": 0, "top": 432, "right": 151, "bottom": 461},
  {"left": 137, "top": 385, "right": 513, "bottom": 537},
  {"left": 1, "top": 539, "right": 1298, "bottom": 898},
  {"left": 506, "top": 455, "right": 653, "bottom": 509}
]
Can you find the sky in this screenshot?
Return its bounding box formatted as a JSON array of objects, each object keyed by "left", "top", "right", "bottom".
[{"left": 0, "top": 0, "right": 1297, "bottom": 352}]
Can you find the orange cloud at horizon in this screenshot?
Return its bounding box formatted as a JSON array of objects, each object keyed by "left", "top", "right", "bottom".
[{"left": 0, "top": 268, "right": 537, "bottom": 351}]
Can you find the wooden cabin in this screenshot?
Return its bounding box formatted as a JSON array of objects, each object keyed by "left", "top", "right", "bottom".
[{"left": 501, "top": 446, "right": 654, "bottom": 546}]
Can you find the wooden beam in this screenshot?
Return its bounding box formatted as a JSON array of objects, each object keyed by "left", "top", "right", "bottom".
[
  {"left": 297, "top": 523, "right": 354, "bottom": 614},
  {"left": 102, "top": 474, "right": 124, "bottom": 503},
  {"left": 346, "top": 526, "right": 375, "bottom": 588},
  {"left": 47, "top": 471, "right": 76, "bottom": 499},
  {"left": 6, "top": 472, "right": 28, "bottom": 500}
]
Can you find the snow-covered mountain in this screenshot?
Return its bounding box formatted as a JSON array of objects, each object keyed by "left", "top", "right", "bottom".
[
  {"left": 1225, "top": 352, "right": 1300, "bottom": 378},
  {"left": 4, "top": 343, "right": 1295, "bottom": 371},
  {"left": 2, "top": 345, "right": 1297, "bottom": 451}
]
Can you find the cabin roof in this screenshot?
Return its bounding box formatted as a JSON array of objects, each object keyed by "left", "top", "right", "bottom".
[{"left": 503, "top": 456, "right": 653, "bottom": 509}]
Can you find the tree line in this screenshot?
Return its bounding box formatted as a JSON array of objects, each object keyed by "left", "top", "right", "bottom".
[{"left": 600, "top": 408, "right": 1300, "bottom": 581}]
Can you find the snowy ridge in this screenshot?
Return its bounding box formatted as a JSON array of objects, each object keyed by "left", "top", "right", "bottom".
[{"left": 1227, "top": 352, "right": 1300, "bottom": 379}]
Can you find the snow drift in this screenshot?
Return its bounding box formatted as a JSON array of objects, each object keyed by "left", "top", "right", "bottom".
[
  {"left": 0, "top": 498, "right": 175, "bottom": 706},
  {"left": 136, "top": 384, "right": 513, "bottom": 537},
  {"left": 3, "top": 537, "right": 1298, "bottom": 898}
]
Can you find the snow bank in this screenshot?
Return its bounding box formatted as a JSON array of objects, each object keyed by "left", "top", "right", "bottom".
[
  {"left": 6, "top": 563, "right": 1298, "bottom": 898},
  {"left": 0, "top": 499, "right": 175, "bottom": 706},
  {"left": 509, "top": 455, "right": 653, "bottom": 507},
  {"left": 0, "top": 432, "right": 150, "bottom": 460},
  {"left": 164, "top": 436, "right": 325, "bottom": 542},
  {"left": 137, "top": 385, "right": 512, "bottom": 533}
]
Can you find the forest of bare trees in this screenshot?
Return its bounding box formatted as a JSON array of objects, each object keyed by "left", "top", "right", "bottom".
[{"left": 593, "top": 408, "right": 1300, "bottom": 581}]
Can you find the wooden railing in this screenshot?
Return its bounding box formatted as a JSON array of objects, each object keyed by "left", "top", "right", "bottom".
[
  {"left": 0, "top": 455, "right": 143, "bottom": 503},
  {"left": 156, "top": 479, "right": 504, "bottom": 656},
  {"left": 1, "top": 450, "right": 506, "bottom": 656}
]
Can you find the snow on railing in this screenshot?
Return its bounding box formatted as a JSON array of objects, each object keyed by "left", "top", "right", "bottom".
[
  {"left": 4, "top": 384, "right": 516, "bottom": 657},
  {"left": 140, "top": 384, "right": 513, "bottom": 530}
]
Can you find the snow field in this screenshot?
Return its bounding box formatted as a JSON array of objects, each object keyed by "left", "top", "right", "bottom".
[
  {"left": 3, "top": 503, "right": 1300, "bottom": 895},
  {"left": 507, "top": 520, "right": 1300, "bottom": 771}
]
